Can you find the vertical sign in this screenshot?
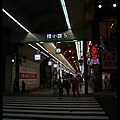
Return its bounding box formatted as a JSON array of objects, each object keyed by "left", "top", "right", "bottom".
[{"left": 90, "top": 43, "right": 100, "bottom": 64}]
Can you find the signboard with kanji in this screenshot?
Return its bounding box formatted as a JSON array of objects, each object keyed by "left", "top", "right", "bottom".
[
  {"left": 101, "top": 51, "right": 117, "bottom": 69},
  {"left": 19, "top": 66, "right": 37, "bottom": 85},
  {"left": 90, "top": 44, "right": 100, "bottom": 64},
  {"left": 47, "top": 33, "right": 67, "bottom": 39}
]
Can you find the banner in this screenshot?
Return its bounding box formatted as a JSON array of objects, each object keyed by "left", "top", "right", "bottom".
[
  {"left": 19, "top": 66, "right": 37, "bottom": 85},
  {"left": 101, "top": 51, "right": 117, "bottom": 69}
]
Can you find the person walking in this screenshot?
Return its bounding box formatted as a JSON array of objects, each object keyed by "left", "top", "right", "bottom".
[
  {"left": 72, "top": 79, "right": 80, "bottom": 97},
  {"left": 64, "top": 80, "right": 71, "bottom": 95},
  {"left": 22, "top": 80, "right": 25, "bottom": 94},
  {"left": 58, "top": 79, "right": 63, "bottom": 96}
]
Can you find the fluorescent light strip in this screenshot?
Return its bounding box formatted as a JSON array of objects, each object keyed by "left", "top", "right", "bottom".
[
  {"left": 36, "top": 43, "right": 49, "bottom": 53},
  {"left": 87, "top": 41, "right": 91, "bottom": 52},
  {"left": 2, "top": 8, "right": 30, "bottom": 33},
  {"left": 75, "top": 41, "right": 81, "bottom": 60},
  {"left": 41, "top": 51, "right": 49, "bottom": 58},
  {"left": 51, "top": 58, "right": 57, "bottom": 63},
  {"left": 29, "top": 33, "right": 38, "bottom": 41},
  {"left": 28, "top": 43, "right": 38, "bottom": 50},
  {"left": 89, "top": 41, "right": 91, "bottom": 45},
  {"left": 60, "top": 0, "right": 71, "bottom": 30},
  {"left": 3, "top": 8, "right": 39, "bottom": 41},
  {"left": 50, "top": 53, "right": 58, "bottom": 61},
  {"left": 75, "top": 41, "right": 84, "bottom": 72},
  {"left": 81, "top": 41, "right": 83, "bottom": 57}
]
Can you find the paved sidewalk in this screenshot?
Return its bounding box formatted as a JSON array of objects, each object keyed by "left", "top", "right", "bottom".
[
  {"left": 28, "top": 84, "right": 117, "bottom": 97},
  {"left": 3, "top": 84, "right": 117, "bottom": 97}
]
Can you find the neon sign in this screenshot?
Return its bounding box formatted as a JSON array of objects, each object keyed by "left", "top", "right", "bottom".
[{"left": 90, "top": 44, "right": 100, "bottom": 64}]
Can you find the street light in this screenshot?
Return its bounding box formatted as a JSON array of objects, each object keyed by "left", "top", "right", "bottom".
[
  {"left": 98, "top": 4, "right": 102, "bottom": 8},
  {"left": 113, "top": 3, "right": 117, "bottom": 8},
  {"left": 11, "top": 54, "right": 15, "bottom": 63}
]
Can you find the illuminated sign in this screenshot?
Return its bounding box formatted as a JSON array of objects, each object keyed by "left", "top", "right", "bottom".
[
  {"left": 34, "top": 54, "right": 41, "bottom": 60},
  {"left": 47, "top": 33, "right": 67, "bottom": 39},
  {"left": 53, "top": 64, "right": 57, "bottom": 68},
  {"left": 90, "top": 44, "right": 100, "bottom": 64},
  {"left": 55, "top": 48, "right": 61, "bottom": 54},
  {"left": 19, "top": 66, "right": 37, "bottom": 85},
  {"left": 48, "top": 61, "right": 53, "bottom": 66}
]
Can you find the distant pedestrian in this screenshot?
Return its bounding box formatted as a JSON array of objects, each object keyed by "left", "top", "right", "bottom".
[
  {"left": 22, "top": 80, "right": 25, "bottom": 94},
  {"left": 72, "top": 79, "right": 80, "bottom": 97},
  {"left": 58, "top": 79, "right": 63, "bottom": 96},
  {"left": 64, "top": 80, "right": 71, "bottom": 95}
]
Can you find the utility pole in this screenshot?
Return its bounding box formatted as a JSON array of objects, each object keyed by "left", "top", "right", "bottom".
[
  {"left": 15, "top": 44, "right": 20, "bottom": 93},
  {"left": 83, "top": 40, "right": 88, "bottom": 94}
]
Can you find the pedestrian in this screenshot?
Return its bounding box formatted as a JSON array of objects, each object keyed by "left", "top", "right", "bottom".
[
  {"left": 58, "top": 79, "right": 63, "bottom": 96},
  {"left": 64, "top": 80, "right": 71, "bottom": 95},
  {"left": 22, "top": 80, "right": 25, "bottom": 94},
  {"left": 72, "top": 79, "right": 80, "bottom": 97}
]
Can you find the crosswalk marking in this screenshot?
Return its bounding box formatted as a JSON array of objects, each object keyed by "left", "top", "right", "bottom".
[
  {"left": 3, "top": 103, "right": 101, "bottom": 107},
  {"left": 3, "top": 96, "right": 109, "bottom": 120},
  {"left": 3, "top": 113, "right": 109, "bottom": 120},
  {"left": 3, "top": 109, "right": 106, "bottom": 115}
]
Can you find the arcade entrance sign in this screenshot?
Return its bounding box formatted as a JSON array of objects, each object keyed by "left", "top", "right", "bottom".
[
  {"left": 47, "top": 33, "right": 67, "bottom": 39},
  {"left": 11, "top": 29, "right": 92, "bottom": 43}
]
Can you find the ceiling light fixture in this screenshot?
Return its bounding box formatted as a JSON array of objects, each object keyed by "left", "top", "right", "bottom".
[
  {"left": 57, "top": 41, "right": 61, "bottom": 43},
  {"left": 98, "top": 4, "right": 102, "bottom": 8},
  {"left": 2, "top": 8, "right": 30, "bottom": 33},
  {"left": 60, "top": 0, "right": 71, "bottom": 30},
  {"left": 39, "top": 42, "right": 44, "bottom": 44},
  {"left": 28, "top": 43, "right": 38, "bottom": 50},
  {"left": 113, "top": 3, "right": 117, "bottom": 7},
  {"left": 73, "top": 40, "right": 77, "bottom": 42},
  {"left": 41, "top": 51, "right": 49, "bottom": 58}
]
